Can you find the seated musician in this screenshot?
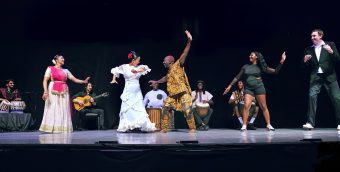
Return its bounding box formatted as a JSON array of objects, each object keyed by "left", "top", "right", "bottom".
[
  {"left": 72, "top": 82, "right": 105, "bottom": 130},
  {"left": 143, "top": 82, "right": 167, "bottom": 109},
  {"left": 191, "top": 80, "right": 213, "bottom": 130},
  {"left": 228, "top": 80, "right": 259, "bottom": 130},
  {"left": 0, "top": 79, "right": 22, "bottom": 102},
  {"left": 0, "top": 79, "right": 24, "bottom": 113},
  {"left": 143, "top": 83, "right": 174, "bottom": 130}
]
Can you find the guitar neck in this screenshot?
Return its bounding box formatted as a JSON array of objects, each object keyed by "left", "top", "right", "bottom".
[{"left": 92, "top": 93, "right": 108, "bottom": 100}]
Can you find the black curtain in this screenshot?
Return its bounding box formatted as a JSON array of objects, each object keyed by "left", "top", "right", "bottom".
[{"left": 1, "top": 0, "right": 340, "bottom": 129}]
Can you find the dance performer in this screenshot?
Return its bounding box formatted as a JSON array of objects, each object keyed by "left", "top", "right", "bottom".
[
  {"left": 302, "top": 29, "right": 340, "bottom": 130},
  {"left": 110, "top": 51, "right": 156, "bottom": 132},
  {"left": 40, "top": 55, "right": 90, "bottom": 133},
  {"left": 149, "top": 30, "right": 196, "bottom": 133},
  {"left": 223, "top": 51, "right": 286, "bottom": 131}
]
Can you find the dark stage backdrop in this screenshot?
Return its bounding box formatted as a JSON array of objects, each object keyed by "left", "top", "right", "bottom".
[{"left": 1, "top": 0, "right": 340, "bottom": 129}]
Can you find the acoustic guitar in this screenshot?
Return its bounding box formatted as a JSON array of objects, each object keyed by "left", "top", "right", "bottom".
[{"left": 74, "top": 92, "right": 109, "bottom": 111}]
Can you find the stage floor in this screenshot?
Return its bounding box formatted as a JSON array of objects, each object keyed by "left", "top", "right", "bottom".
[
  {"left": 1, "top": 129, "right": 340, "bottom": 172},
  {"left": 0, "top": 128, "right": 339, "bottom": 145}
]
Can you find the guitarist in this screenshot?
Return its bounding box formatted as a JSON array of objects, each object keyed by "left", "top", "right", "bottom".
[{"left": 72, "top": 82, "right": 105, "bottom": 130}]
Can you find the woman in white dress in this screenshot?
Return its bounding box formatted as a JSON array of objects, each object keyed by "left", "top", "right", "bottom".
[
  {"left": 110, "top": 51, "right": 156, "bottom": 132},
  {"left": 40, "top": 55, "right": 90, "bottom": 133}
]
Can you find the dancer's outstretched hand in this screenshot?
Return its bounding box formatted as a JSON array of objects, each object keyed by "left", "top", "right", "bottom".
[
  {"left": 131, "top": 69, "right": 138, "bottom": 74},
  {"left": 185, "top": 30, "right": 192, "bottom": 41},
  {"left": 280, "top": 51, "right": 286, "bottom": 64},
  {"left": 84, "top": 77, "right": 90, "bottom": 84},
  {"left": 223, "top": 85, "right": 231, "bottom": 95},
  {"left": 110, "top": 79, "right": 118, "bottom": 84},
  {"left": 323, "top": 44, "right": 334, "bottom": 54}
]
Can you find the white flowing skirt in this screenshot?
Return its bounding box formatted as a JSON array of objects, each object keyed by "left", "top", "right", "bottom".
[
  {"left": 39, "top": 82, "right": 73, "bottom": 133},
  {"left": 117, "top": 80, "right": 156, "bottom": 132}
]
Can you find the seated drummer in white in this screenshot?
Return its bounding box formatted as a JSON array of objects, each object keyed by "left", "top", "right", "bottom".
[
  {"left": 143, "top": 83, "right": 167, "bottom": 109},
  {"left": 144, "top": 83, "right": 176, "bottom": 130},
  {"left": 192, "top": 80, "right": 213, "bottom": 130}
]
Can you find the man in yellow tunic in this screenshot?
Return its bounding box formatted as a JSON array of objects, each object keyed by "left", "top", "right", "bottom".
[{"left": 149, "top": 30, "right": 196, "bottom": 133}]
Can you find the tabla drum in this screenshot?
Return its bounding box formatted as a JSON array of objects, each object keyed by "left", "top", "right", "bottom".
[
  {"left": 146, "top": 108, "right": 161, "bottom": 130},
  {"left": 10, "top": 101, "right": 26, "bottom": 113},
  {"left": 196, "top": 102, "right": 210, "bottom": 117},
  {"left": 237, "top": 101, "right": 256, "bottom": 117},
  {"left": 0, "top": 100, "right": 11, "bottom": 113}
]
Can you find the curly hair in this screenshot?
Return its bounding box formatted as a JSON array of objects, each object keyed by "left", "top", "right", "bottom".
[{"left": 253, "top": 51, "right": 268, "bottom": 72}]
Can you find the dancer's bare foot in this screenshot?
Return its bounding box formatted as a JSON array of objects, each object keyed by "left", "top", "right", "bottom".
[
  {"left": 188, "top": 129, "right": 196, "bottom": 133},
  {"left": 160, "top": 129, "right": 168, "bottom": 133}
]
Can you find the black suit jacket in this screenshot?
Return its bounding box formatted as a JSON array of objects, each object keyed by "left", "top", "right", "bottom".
[{"left": 303, "top": 41, "right": 340, "bottom": 84}]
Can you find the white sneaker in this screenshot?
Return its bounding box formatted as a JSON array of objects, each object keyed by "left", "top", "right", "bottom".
[
  {"left": 266, "top": 124, "right": 275, "bottom": 131},
  {"left": 240, "top": 125, "right": 247, "bottom": 131},
  {"left": 303, "top": 123, "right": 314, "bottom": 129},
  {"left": 337, "top": 125, "right": 340, "bottom": 130}
]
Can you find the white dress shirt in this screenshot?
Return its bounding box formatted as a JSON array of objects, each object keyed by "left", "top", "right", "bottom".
[
  {"left": 313, "top": 40, "right": 325, "bottom": 73},
  {"left": 143, "top": 89, "right": 167, "bottom": 109}
]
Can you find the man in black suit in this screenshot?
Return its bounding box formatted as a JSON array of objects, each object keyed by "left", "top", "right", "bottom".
[{"left": 302, "top": 29, "right": 340, "bottom": 130}]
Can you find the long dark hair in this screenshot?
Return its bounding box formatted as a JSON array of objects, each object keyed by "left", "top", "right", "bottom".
[
  {"left": 253, "top": 51, "right": 268, "bottom": 72},
  {"left": 195, "top": 80, "right": 206, "bottom": 94},
  {"left": 83, "top": 82, "right": 93, "bottom": 94}
]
